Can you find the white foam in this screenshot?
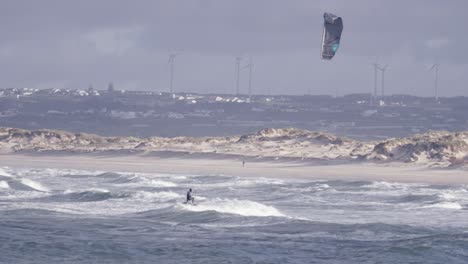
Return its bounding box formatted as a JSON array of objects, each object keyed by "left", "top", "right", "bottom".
[
  {"left": 192, "top": 177, "right": 280, "bottom": 189},
  {"left": 424, "top": 202, "right": 463, "bottom": 210},
  {"left": 149, "top": 180, "right": 177, "bottom": 187},
  {"left": 134, "top": 191, "right": 181, "bottom": 201},
  {"left": 12, "top": 168, "right": 103, "bottom": 179},
  {"left": 252, "top": 177, "right": 285, "bottom": 185},
  {"left": 439, "top": 192, "right": 456, "bottom": 200},
  {"left": 127, "top": 172, "right": 188, "bottom": 180},
  {"left": 364, "top": 181, "right": 410, "bottom": 190},
  {"left": 47, "top": 168, "right": 101, "bottom": 177},
  {"left": 179, "top": 198, "right": 285, "bottom": 217},
  {"left": 64, "top": 188, "right": 109, "bottom": 194},
  {"left": 20, "top": 179, "right": 49, "bottom": 192},
  {"left": 193, "top": 180, "right": 253, "bottom": 189},
  {"left": 316, "top": 184, "right": 330, "bottom": 189},
  {"left": 0, "top": 180, "right": 10, "bottom": 189},
  {"left": 0, "top": 168, "right": 12, "bottom": 177}
]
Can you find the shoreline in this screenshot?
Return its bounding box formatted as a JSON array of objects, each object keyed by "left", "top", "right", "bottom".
[{"left": 1, "top": 152, "right": 467, "bottom": 184}]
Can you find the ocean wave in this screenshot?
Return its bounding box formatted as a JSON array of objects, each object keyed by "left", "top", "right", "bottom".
[
  {"left": 388, "top": 194, "right": 439, "bottom": 204},
  {"left": 249, "top": 177, "right": 285, "bottom": 185},
  {"left": 17, "top": 168, "right": 101, "bottom": 178},
  {"left": 92, "top": 172, "right": 179, "bottom": 187},
  {"left": 178, "top": 198, "right": 285, "bottom": 217},
  {"left": 363, "top": 181, "right": 414, "bottom": 190},
  {"left": 95, "top": 172, "right": 123, "bottom": 179},
  {"left": 436, "top": 189, "right": 468, "bottom": 201},
  {"left": 438, "top": 192, "right": 457, "bottom": 201},
  {"left": 0, "top": 167, "right": 12, "bottom": 177},
  {"left": 41, "top": 189, "right": 130, "bottom": 202},
  {"left": 94, "top": 172, "right": 150, "bottom": 185},
  {"left": 190, "top": 177, "right": 281, "bottom": 189},
  {"left": 4, "top": 178, "right": 49, "bottom": 192},
  {"left": 315, "top": 183, "right": 330, "bottom": 189},
  {"left": 112, "top": 175, "right": 143, "bottom": 184},
  {"left": 133, "top": 191, "right": 181, "bottom": 201},
  {"left": 149, "top": 180, "right": 177, "bottom": 187},
  {"left": 20, "top": 179, "right": 49, "bottom": 192}
]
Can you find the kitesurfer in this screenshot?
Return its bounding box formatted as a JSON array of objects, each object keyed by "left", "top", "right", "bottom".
[{"left": 186, "top": 188, "right": 195, "bottom": 204}]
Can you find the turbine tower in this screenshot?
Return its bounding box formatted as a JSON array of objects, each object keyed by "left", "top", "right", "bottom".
[
  {"left": 378, "top": 65, "right": 388, "bottom": 98},
  {"left": 243, "top": 57, "right": 253, "bottom": 98},
  {"left": 429, "top": 63, "right": 439, "bottom": 101},
  {"left": 168, "top": 53, "right": 176, "bottom": 93},
  {"left": 235, "top": 57, "right": 242, "bottom": 95},
  {"left": 371, "top": 62, "right": 380, "bottom": 105}
]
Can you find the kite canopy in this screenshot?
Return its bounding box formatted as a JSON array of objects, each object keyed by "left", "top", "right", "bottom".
[{"left": 321, "top": 12, "right": 343, "bottom": 60}]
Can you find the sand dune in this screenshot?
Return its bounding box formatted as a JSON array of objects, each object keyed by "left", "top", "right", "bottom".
[{"left": 1, "top": 127, "right": 467, "bottom": 168}]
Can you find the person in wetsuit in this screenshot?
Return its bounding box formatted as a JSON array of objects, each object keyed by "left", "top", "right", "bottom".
[{"left": 186, "top": 188, "right": 195, "bottom": 204}]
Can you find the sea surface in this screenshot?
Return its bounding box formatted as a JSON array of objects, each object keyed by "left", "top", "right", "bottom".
[{"left": 0, "top": 166, "right": 467, "bottom": 263}]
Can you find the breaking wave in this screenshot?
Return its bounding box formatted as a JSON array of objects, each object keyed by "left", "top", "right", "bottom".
[
  {"left": 0, "top": 180, "right": 10, "bottom": 189},
  {"left": 0, "top": 167, "right": 12, "bottom": 177},
  {"left": 61, "top": 189, "right": 127, "bottom": 202},
  {"left": 178, "top": 198, "right": 285, "bottom": 217},
  {"left": 36, "top": 189, "right": 129, "bottom": 202},
  {"left": 149, "top": 180, "right": 177, "bottom": 187},
  {"left": 4, "top": 178, "right": 49, "bottom": 192},
  {"left": 20, "top": 179, "right": 49, "bottom": 192},
  {"left": 423, "top": 202, "right": 463, "bottom": 210},
  {"left": 133, "top": 191, "right": 181, "bottom": 201}
]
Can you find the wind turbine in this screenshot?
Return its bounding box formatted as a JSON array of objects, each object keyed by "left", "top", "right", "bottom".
[
  {"left": 235, "top": 56, "right": 242, "bottom": 95},
  {"left": 429, "top": 63, "right": 439, "bottom": 101},
  {"left": 243, "top": 56, "right": 253, "bottom": 98},
  {"left": 378, "top": 64, "right": 388, "bottom": 98},
  {"left": 168, "top": 53, "right": 177, "bottom": 93}
]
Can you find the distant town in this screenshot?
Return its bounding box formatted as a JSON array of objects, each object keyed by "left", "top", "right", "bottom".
[{"left": 1, "top": 86, "right": 467, "bottom": 140}]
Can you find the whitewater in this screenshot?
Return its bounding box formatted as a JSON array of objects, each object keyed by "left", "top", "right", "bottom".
[{"left": 0, "top": 166, "right": 467, "bottom": 263}]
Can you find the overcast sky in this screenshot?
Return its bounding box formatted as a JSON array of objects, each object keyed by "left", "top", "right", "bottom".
[{"left": 1, "top": 0, "right": 467, "bottom": 96}]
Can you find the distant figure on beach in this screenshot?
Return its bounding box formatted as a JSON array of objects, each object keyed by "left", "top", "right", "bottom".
[
  {"left": 242, "top": 160, "right": 245, "bottom": 167},
  {"left": 186, "top": 188, "right": 195, "bottom": 204}
]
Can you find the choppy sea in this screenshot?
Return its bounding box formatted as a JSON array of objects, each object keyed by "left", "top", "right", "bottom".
[{"left": 0, "top": 166, "right": 467, "bottom": 263}]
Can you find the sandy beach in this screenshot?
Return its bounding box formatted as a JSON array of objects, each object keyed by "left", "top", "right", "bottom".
[{"left": 1, "top": 152, "right": 467, "bottom": 184}]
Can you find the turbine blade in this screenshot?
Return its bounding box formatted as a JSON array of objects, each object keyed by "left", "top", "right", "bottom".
[
  {"left": 242, "top": 63, "right": 252, "bottom": 69},
  {"left": 168, "top": 54, "right": 177, "bottom": 64},
  {"left": 377, "top": 64, "right": 388, "bottom": 71}
]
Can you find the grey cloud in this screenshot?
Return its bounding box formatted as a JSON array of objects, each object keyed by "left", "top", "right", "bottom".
[{"left": 0, "top": 1, "right": 467, "bottom": 96}]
